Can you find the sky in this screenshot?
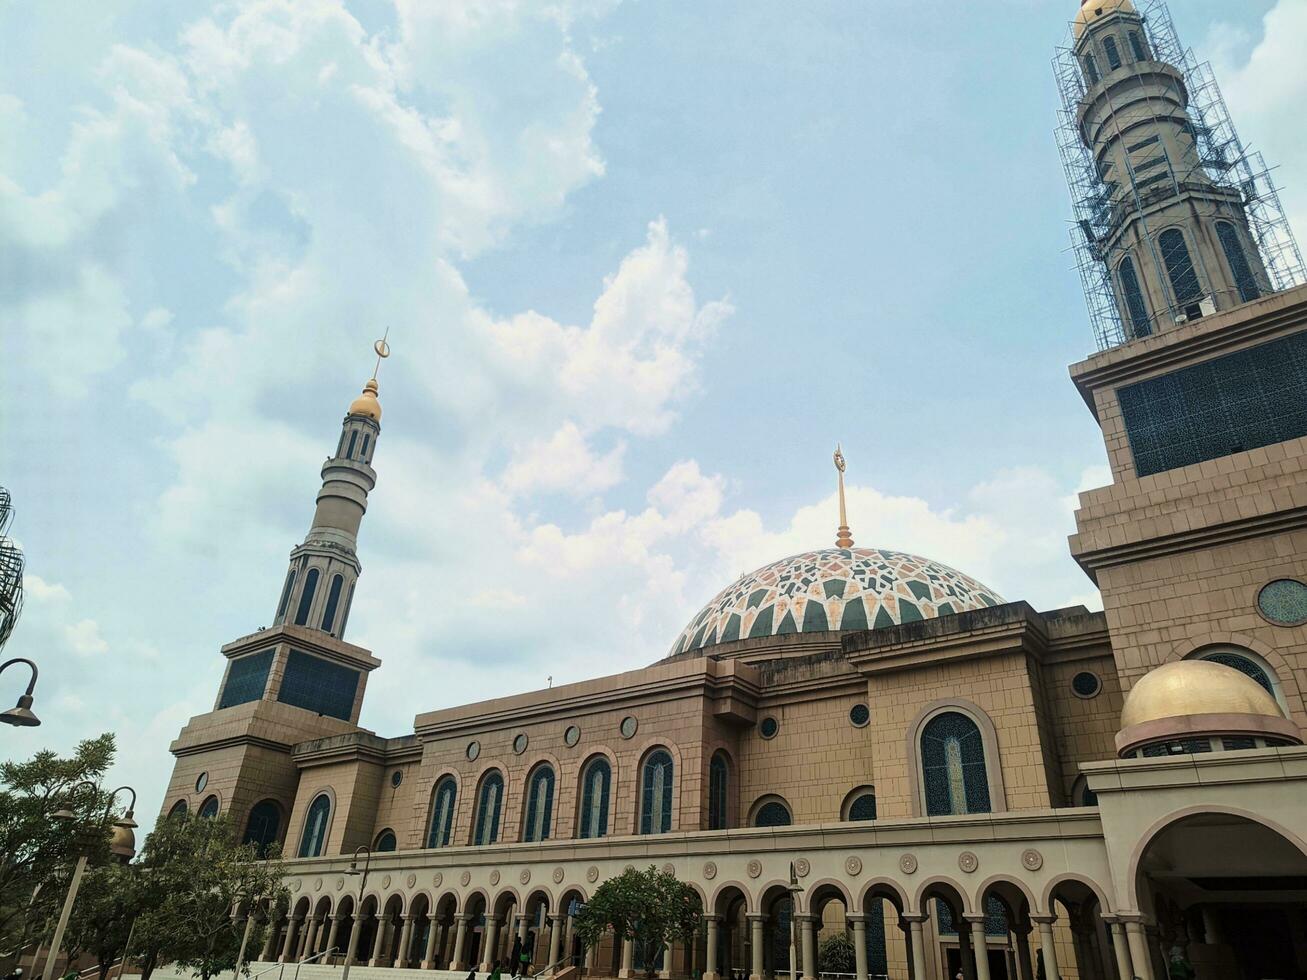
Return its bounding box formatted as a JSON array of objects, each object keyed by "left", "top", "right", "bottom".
[{"left": 3, "top": 0, "right": 1306, "bottom": 832}]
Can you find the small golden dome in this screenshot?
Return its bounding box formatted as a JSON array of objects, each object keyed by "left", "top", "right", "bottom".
[
  {"left": 1074, "top": 0, "right": 1137, "bottom": 39},
  {"left": 348, "top": 378, "right": 382, "bottom": 421},
  {"left": 1121, "top": 659, "right": 1283, "bottom": 729}
]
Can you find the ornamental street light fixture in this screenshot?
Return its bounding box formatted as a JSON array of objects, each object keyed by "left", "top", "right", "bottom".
[
  {"left": 43, "top": 782, "right": 138, "bottom": 980},
  {"left": 0, "top": 656, "right": 40, "bottom": 726},
  {"left": 341, "top": 845, "right": 372, "bottom": 980}
]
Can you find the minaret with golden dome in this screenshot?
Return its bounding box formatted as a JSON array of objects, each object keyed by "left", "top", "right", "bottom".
[{"left": 272, "top": 337, "right": 390, "bottom": 638}]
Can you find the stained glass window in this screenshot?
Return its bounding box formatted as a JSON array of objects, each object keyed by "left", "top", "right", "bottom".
[
  {"left": 523, "top": 766, "right": 555, "bottom": 842},
  {"left": 1104, "top": 35, "right": 1122, "bottom": 70},
  {"left": 219, "top": 649, "right": 273, "bottom": 708},
  {"left": 427, "top": 777, "right": 457, "bottom": 848},
  {"left": 921, "top": 712, "right": 991, "bottom": 816},
  {"left": 474, "top": 772, "right": 503, "bottom": 846},
  {"left": 294, "top": 568, "right": 320, "bottom": 626},
  {"left": 1117, "top": 330, "right": 1307, "bottom": 477},
  {"left": 767, "top": 898, "right": 793, "bottom": 973},
  {"left": 198, "top": 796, "right": 220, "bottom": 819},
  {"left": 298, "top": 794, "right": 331, "bottom": 857},
  {"left": 243, "top": 799, "right": 281, "bottom": 856},
  {"left": 848, "top": 792, "right": 877, "bottom": 822},
  {"left": 640, "top": 750, "right": 674, "bottom": 835},
  {"left": 1216, "top": 221, "right": 1261, "bottom": 303},
  {"left": 864, "top": 900, "right": 887, "bottom": 976},
  {"left": 578, "top": 759, "right": 611, "bottom": 839},
  {"left": 753, "top": 801, "right": 791, "bottom": 827},
  {"left": 935, "top": 896, "right": 1007, "bottom": 937},
  {"left": 1258, "top": 579, "right": 1307, "bottom": 626},
  {"left": 1072, "top": 671, "right": 1101, "bottom": 698},
  {"left": 277, "top": 650, "right": 360, "bottom": 721},
  {"left": 346, "top": 431, "right": 357, "bottom": 459},
  {"left": 321, "top": 574, "right": 345, "bottom": 633},
  {"left": 1201, "top": 651, "right": 1274, "bottom": 696},
  {"left": 1159, "top": 229, "right": 1203, "bottom": 307},
  {"left": 374, "top": 829, "right": 397, "bottom": 851},
  {"left": 709, "top": 752, "right": 730, "bottom": 830},
  {"left": 168, "top": 800, "right": 188, "bottom": 819},
  {"left": 1118, "top": 256, "right": 1152, "bottom": 338}
]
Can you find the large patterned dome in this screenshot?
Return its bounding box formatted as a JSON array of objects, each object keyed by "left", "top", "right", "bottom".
[{"left": 670, "top": 548, "right": 1004, "bottom": 657}]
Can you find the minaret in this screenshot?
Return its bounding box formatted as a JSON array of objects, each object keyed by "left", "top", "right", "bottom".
[
  {"left": 272, "top": 339, "right": 388, "bottom": 638},
  {"left": 1066, "top": 0, "right": 1280, "bottom": 338}
]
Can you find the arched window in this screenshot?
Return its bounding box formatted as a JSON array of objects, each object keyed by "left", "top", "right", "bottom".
[
  {"left": 361, "top": 434, "right": 370, "bottom": 459},
  {"left": 522, "top": 765, "right": 556, "bottom": 842},
  {"left": 1072, "top": 776, "right": 1099, "bottom": 808},
  {"left": 1158, "top": 229, "right": 1204, "bottom": 309},
  {"left": 198, "top": 796, "right": 220, "bottom": 819},
  {"left": 639, "top": 749, "right": 674, "bottom": 835},
  {"left": 1128, "top": 30, "right": 1146, "bottom": 61},
  {"left": 275, "top": 570, "right": 296, "bottom": 625},
  {"left": 427, "top": 777, "right": 457, "bottom": 848},
  {"left": 847, "top": 791, "right": 877, "bottom": 822},
  {"left": 168, "top": 799, "right": 188, "bottom": 819},
  {"left": 243, "top": 799, "right": 281, "bottom": 856},
  {"left": 339, "top": 583, "right": 355, "bottom": 639},
  {"left": 578, "top": 759, "right": 611, "bottom": 839},
  {"left": 1083, "top": 53, "right": 1100, "bottom": 86},
  {"left": 1216, "top": 221, "right": 1261, "bottom": 303},
  {"left": 1103, "top": 35, "right": 1122, "bottom": 71},
  {"left": 320, "top": 574, "right": 345, "bottom": 633},
  {"left": 708, "top": 752, "right": 730, "bottom": 830},
  {"left": 921, "top": 712, "right": 992, "bottom": 816},
  {"left": 752, "top": 799, "right": 792, "bottom": 828},
  {"left": 1195, "top": 649, "right": 1278, "bottom": 700},
  {"left": 374, "top": 829, "right": 397, "bottom": 852},
  {"left": 346, "top": 431, "right": 358, "bottom": 459},
  {"left": 298, "top": 794, "right": 332, "bottom": 857},
  {"left": 473, "top": 771, "right": 504, "bottom": 846},
  {"left": 1118, "top": 255, "right": 1152, "bottom": 338},
  {"left": 294, "top": 568, "right": 320, "bottom": 627}
]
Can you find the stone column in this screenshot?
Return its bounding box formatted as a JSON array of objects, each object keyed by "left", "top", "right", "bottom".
[
  {"left": 616, "top": 937, "right": 634, "bottom": 979},
  {"left": 517, "top": 914, "right": 531, "bottom": 945},
  {"left": 964, "top": 915, "right": 992, "bottom": 980},
  {"left": 796, "top": 914, "right": 817, "bottom": 980},
  {"left": 704, "top": 915, "right": 722, "bottom": 980},
  {"left": 396, "top": 912, "right": 417, "bottom": 968},
  {"left": 1012, "top": 927, "right": 1034, "bottom": 980},
  {"left": 848, "top": 915, "right": 869, "bottom": 980},
  {"left": 324, "top": 914, "right": 343, "bottom": 963},
  {"left": 422, "top": 913, "right": 442, "bottom": 969},
  {"left": 904, "top": 915, "right": 928, "bottom": 980},
  {"left": 370, "top": 910, "right": 390, "bottom": 966},
  {"left": 548, "top": 914, "right": 565, "bottom": 970},
  {"left": 748, "top": 915, "right": 766, "bottom": 980},
  {"left": 1200, "top": 907, "right": 1221, "bottom": 945},
  {"left": 260, "top": 913, "right": 282, "bottom": 961},
  {"left": 1105, "top": 920, "right": 1132, "bottom": 980},
  {"left": 480, "top": 916, "right": 503, "bottom": 973},
  {"left": 659, "top": 941, "right": 674, "bottom": 980},
  {"left": 451, "top": 914, "right": 471, "bottom": 971},
  {"left": 1123, "top": 920, "right": 1155, "bottom": 980},
  {"left": 898, "top": 918, "right": 915, "bottom": 980},
  {"left": 956, "top": 914, "right": 976, "bottom": 980},
  {"left": 344, "top": 911, "right": 365, "bottom": 968},
  {"left": 1031, "top": 916, "right": 1061, "bottom": 980},
  {"left": 302, "top": 915, "right": 323, "bottom": 962},
  {"left": 279, "top": 915, "right": 302, "bottom": 963}
]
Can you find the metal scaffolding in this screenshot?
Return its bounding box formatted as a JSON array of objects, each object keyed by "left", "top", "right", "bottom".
[{"left": 1053, "top": 0, "right": 1305, "bottom": 351}]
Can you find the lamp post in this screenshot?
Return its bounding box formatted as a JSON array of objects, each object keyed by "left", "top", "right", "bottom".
[
  {"left": 786, "top": 863, "right": 805, "bottom": 980},
  {"left": 42, "top": 783, "right": 138, "bottom": 980},
  {"left": 341, "top": 846, "right": 372, "bottom": 980},
  {"left": 0, "top": 656, "right": 40, "bottom": 726}
]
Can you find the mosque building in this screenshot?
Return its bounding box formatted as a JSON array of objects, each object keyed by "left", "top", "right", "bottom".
[{"left": 160, "top": 3, "right": 1307, "bottom": 979}]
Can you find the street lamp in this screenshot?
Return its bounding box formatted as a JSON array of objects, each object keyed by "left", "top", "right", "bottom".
[
  {"left": 786, "top": 863, "right": 805, "bottom": 980},
  {"left": 43, "top": 783, "right": 138, "bottom": 980},
  {"left": 341, "top": 845, "right": 372, "bottom": 980},
  {"left": 0, "top": 656, "right": 40, "bottom": 726}
]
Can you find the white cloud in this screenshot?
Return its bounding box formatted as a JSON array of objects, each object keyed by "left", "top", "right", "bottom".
[
  {"left": 24, "top": 574, "right": 71, "bottom": 603},
  {"left": 65, "top": 619, "right": 109, "bottom": 657},
  {"left": 502, "top": 422, "right": 625, "bottom": 498}
]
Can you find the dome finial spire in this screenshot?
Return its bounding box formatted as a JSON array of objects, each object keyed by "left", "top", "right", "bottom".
[
  {"left": 347, "top": 331, "right": 391, "bottom": 421},
  {"left": 833, "top": 444, "right": 854, "bottom": 549}
]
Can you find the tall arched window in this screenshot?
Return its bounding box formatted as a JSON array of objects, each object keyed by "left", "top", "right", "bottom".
[
  {"left": 639, "top": 749, "right": 674, "bottom": 835},
  {"left": 1128, "top": 30, "right": 1146, "bottom": 61},
  {"left": 1118, "top": 255, "right": 1152, "bottom": 338},
  {"left": 708, "top": 752, "right": 730, "bottom": 830},
  {"left": 752, "top": 799, "right": 792, "bottom": 828},
  {"left": 168, "top": 799, "right": 188, "bottom": 819},
  {"left": 1083, "top": 53, "right": 1100, "bottom": 86},
  {"left": 578, "top": 759, "right": 611, "bottom": 839},
  {"left": 1158, "top": 229, "right": 1204, "bottom": 309},
  {"left": 374, "top": 829, "right": 397, "bottom": 852},
  {"left": 473, "top": 771, "right": 504, "bottom": 846},
  {"left": 339, "top": 583, "right": 355, "bottom": 639},
  {"left": 361, "top": 434, "right": 370, "bottom": 459},
  {"left": 294, "top": 568, "right": 320, "bottom": 627},
  {"left": 921, "top": 712, "right": 992, "bottom": 816},
  {"left": 275, "top": 570, "right": 296, "bottom": 625},
  {"left": 427, "top": 777, "right": 457, "bottom": 848},
  {"left": 198, "top": 796, "right": 220, "bottom": 819},
  {"left": 346, "top": 431, "right": 358, "bottom": 459},
  {"left": 847, "top": 791, "right": 877, "bottom": 822},
  {"left": 320, "top": 574, "right": 345, "bottom": 633},
  {"left": 1103, "top": 35, "right": 1122, "bottom": 70},
  {"left": 243, "top": 799, "right": 281, "bottom": 856},
  {"left": 1216, "top": 221, "right": 1261, "bottom": 303},
  {"left": 298, "top": 794, "right": 332, "bottom": 857},
  {"left": 522, "top": 765, "right": 556, "bottom": 842}
]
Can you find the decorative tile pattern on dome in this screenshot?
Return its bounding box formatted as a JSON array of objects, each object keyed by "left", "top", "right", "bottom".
[{"left": 669, "top": 548, "right": 1003, "bottom": 656}]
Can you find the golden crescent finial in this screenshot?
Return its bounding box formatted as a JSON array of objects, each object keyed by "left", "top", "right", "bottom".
[
  {"left": 371, "top": 327, "right": 391, "bottom": 381},
  {"left": 834, "top": 444, "right": 853, "bottom": 550}
]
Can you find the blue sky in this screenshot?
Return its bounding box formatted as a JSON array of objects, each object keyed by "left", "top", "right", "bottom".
[{"left": 3, "top": 0, "right": 1305, "bottom": 828}]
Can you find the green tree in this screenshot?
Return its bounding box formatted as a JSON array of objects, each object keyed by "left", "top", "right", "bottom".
[
  {"left": 131, "top": 813, "right": 287, "bottom": 980},
  {"left": 0, "top": 735, "right": 117, "bottom": 967},
  {"left": 573, "top": 866, "right": 701, "bottom": 978},
  {"left": 818, "top": 933, "right": 855, "bottom": 975}
]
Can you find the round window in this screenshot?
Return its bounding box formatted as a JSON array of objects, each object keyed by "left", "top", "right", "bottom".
[
  {"left": 1072, "top": 671, "right": 1101, "bottom": 699},
  {"left": 564, "top": 725, "right": 581, "bottom": 747},
  {"left": 759, "top": 717, "right": 779, "bottom": 739},
  {"left": 620, "top": 716, "right": 638, "bottom": 739},
  {"left": 466, "top": 740, "right": 480, "bottom": 761},
  {"left": 195, "top": 772, "right": 208, "bottom": 793},
  {"left": 513, "top": 733, "right": 529, "bottom": 755},
  {"left": 849, "top": 704, "right": 870, "bottom": 728},
  {"left": 1258, "top": 579, "right": 1307, "bottom": 626},
  {"left": 390, "top": 770, "right": 403, "bottom": 788}
]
